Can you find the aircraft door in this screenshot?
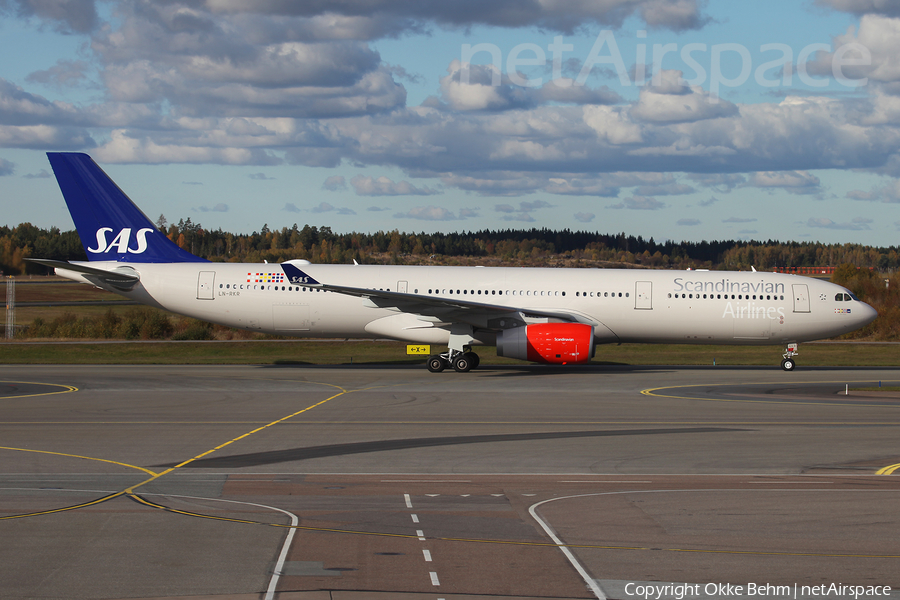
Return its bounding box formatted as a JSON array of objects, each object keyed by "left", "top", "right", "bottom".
[
  {"left": 635, "top": 281, "right": 652, "bottom": 309},
  {"left": 792, "top": 284, "right": 810, "bottom": 313},
  {"left": 398, "top": 280, "right": 408, "bottom": 293},
  {"left": 197, "top": 271, "right": 215, "bottom": 300}
]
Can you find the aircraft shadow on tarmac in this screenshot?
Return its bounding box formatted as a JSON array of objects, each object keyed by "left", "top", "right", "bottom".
[{"left": 155, "top": 426, "right": 745, "bottom": 469}]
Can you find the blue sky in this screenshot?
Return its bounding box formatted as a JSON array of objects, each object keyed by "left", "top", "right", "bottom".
[{"left": 2, "top": 0, "right": 900, "bottom": 247}]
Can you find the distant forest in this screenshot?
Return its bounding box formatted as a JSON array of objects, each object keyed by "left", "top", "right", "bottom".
[{"left": 3, "top": 218, "right": 900, "bottom": 276}]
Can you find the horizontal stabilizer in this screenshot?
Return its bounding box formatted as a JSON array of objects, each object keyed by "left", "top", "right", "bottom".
[{"left": 26, "top": 259, "right": 140, "bottom": 290}]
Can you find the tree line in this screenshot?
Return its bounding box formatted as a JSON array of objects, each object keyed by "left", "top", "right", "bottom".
[{"left": 4, "top": 219, "right": 900, "bottom": 275}]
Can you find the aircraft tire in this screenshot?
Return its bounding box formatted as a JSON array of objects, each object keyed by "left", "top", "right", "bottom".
[
  {"left": 781, "top": 358, "right": 795, "bottom": 371},
  {"left": 427, "top": 355, "right": 447, "bottom": 373},
  {"left": 452, "top": 354, "right": 473, "bottom": 373},
  {"left": 463, "top": 351, "right": 479, "bottom": 370}
]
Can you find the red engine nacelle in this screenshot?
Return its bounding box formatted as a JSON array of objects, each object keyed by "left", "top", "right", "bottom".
[{"left": 496, "top": 323, "right": 595, "bottom": 364}]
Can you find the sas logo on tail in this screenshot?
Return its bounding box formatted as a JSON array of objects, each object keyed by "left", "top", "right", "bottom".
[{"left": 88, "top": 228, "right": 155, "bottom": 254}]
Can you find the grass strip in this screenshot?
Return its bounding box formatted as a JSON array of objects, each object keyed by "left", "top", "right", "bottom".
[{"left": 1, "top": 340, "right": 898, "bottom": 367}]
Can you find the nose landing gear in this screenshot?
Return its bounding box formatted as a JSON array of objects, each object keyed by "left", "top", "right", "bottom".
[{"left": 781, "top": 342, "right": 798, "bottom": 371}]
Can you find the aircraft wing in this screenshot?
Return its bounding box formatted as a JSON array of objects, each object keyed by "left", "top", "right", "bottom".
[{"left": 281, "top": 263, "right": 588, "bottom": 327}]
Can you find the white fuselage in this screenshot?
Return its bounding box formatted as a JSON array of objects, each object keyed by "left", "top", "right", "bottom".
[{"left": 60, "top": 262, "right": 877, "bottom": 348}]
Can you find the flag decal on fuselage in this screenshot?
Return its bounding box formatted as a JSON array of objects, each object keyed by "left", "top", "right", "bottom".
[{"left": 248, "top": 272, "right": 285, "bottom": 284}]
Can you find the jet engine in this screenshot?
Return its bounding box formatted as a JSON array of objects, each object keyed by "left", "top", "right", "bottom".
[{"left": 496, "top": 323, "right": 595, "bottom": 364}]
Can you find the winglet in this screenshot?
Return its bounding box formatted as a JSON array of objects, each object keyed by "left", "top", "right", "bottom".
[
  {"left": 281, "top": 262, "right": 321, "bottom": 286},
  {"left": 47, "top": 152, "right": 207, "bottom": 263}
]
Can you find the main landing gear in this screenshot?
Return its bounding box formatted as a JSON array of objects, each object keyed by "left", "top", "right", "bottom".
[
  {"left": 428, "top": 323, "right": 480, "bottom": 373},
  {"left": 781, "top": 342, "right": 799, "bottom": 371},
  {"left": 427, "top": 350, "right": 480, "bottom": 373}
]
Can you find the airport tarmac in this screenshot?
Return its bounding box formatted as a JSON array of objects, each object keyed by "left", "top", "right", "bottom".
[{"left": 1, "top": 363, "right": 899, "bottom": 600}]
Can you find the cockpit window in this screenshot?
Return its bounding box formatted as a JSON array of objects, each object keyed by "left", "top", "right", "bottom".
[
  {"left": 835, "top": 293, "right": 844, "bottom": 301},
  {"left": 847, "top": 293, "right": 859, "bottom": 301}
]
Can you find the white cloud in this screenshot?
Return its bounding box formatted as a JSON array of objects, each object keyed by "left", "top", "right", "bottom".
[
  {"left": 806, "top": 15, "right": 899, "bottom": 85},
  {"left": 635, "top": 183, "right": 695, "bottom": 196},
  {"left": 195, "top": 203, "right": 229, "bottom": 212},
  {"left": 0, "top": 158, "right": 14, "bottom": 176},
  {"left": 0, "top": 0, "right": 98, "bottom": 33},
  {"left": 747, "top": 171, "right": 822, "bottom": 195},
  {"left": 3, "top": 0, "right": 900, "bottom": 233},
  {"left": 205, "top": 0, "right": 710, "bottom": 33},
  {"left": 574, "top": 212, "right": 595, "bottom": 223},
  {"left": 493, "top": 199, "right": 553, "bottom": 221},
  {"left": 847, "top": 178, "right": 900, "bottom": 202},
  {"left": 393, "top": 205, "right": 458, "bottom": 221},
  {"left": 817, "top": 0, "right": 900, "bottom": 17},
  {"left": 807, "top": 217, "right": 871, "bottom": 230},
  {"left": 630, "top": 71, "right": 739, "bottom": 123},
  {"left": 607, "top": 196, "right": 666, "bottom": 210},
  {"left": 350, "top": 174, "right": 440, "bottom": 196},
  {"left": 322, "top": 175, "right": 347, "bottom": 191},
  {"left": 307, "top": 201, "right": 356, "bottom": 215}
]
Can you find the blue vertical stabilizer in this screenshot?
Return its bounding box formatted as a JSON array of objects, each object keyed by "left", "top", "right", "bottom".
[{"left": 47, "top": 152, "right": 206, "bottom": 263}]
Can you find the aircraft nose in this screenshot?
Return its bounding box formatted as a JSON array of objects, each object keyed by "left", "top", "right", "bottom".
[{"left": 858, "top": 301, "right": 878, "bottom": 326}]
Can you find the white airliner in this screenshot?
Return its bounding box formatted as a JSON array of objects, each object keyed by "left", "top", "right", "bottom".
[{"left": 30, "top": 153, "right": 877, "bottom": 372}]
